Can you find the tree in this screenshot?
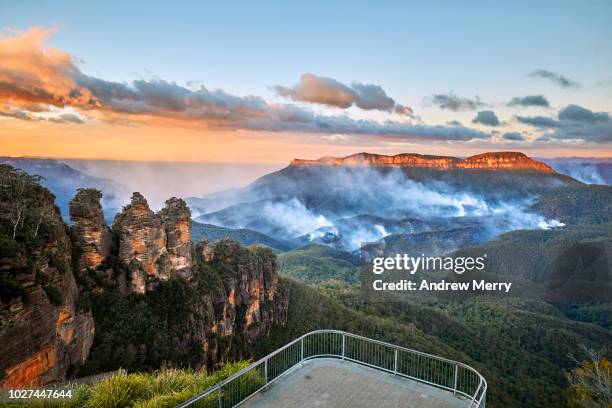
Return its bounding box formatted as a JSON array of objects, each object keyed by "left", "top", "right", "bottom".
[
  {"left": 567, "top": 346, "right": 612, "bottom": 408},
  {"left": 0, "top": 165, "right": 43, "bottom": 239}
]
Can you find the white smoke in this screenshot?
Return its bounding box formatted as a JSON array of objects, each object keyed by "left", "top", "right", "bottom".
[
  {"left": 262, "top": 198, "right": 333, "bottom": 237},
  {"left": 249, "top": 167, "right": 565, "bottom": 250}
]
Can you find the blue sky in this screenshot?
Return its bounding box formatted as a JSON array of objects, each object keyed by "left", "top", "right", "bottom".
[{"left": 0, "top": 1, "right": 611, "bottom": 161}]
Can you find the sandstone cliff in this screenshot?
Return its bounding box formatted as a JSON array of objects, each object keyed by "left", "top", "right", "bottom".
[
  {"left": 291, "top": 151, "right": 555, "bottom": 173},
  {"left": 0, "top": 166, "right": 94, "bottom": 387},
  {"left": 159, "top": 197, "right": 192, "bottom": 279},
  {"left": 188, "top": 239, "right": 286, "bottom": 369},
  {"left": 1, "top": 172, "right": 287, "bottom": 384},
  {"left": 72, "top": 191, "right": 287, "bottom": 372},
  {"left": 111, "top": 193, "right": 194, "bottom": 293},
  {"left": 69, "top": 189, "right": 112, "bottom": 271}
]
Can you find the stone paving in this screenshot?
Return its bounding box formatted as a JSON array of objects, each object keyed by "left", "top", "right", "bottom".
[{"left": 242, "top": 358, "right": 469, "bottom": 408}]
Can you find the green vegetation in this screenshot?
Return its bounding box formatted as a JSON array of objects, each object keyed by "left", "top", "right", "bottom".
[
  {"left": 82, "top": 279, "right": 204, "bottom": 374},
  {"left": 557, "top": 303, "right": 612, "bottom": 329},
  {"left": 535, "top": 185, "right": 612, "bottom": 225},
  {"left": 0, "top": 165, "right": 64, "bottom": 304},
  {"left": 0, "top": 362, "right": 256, "bottom": 408},
  {"left": 277, "top": 244, "right": 360, "bottom": 283},
  {"left": 452, "top": 223, "right": 612, "bottom": 285},
  {"left": 191, "top": 221, "right": 291, "bottom": 251}
]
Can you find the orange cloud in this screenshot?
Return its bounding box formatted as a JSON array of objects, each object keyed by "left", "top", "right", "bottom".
[
  {"left": 274, "top": 73, "right": 414, "bottom": 115},
  {"left": 0, "top": 27, "right": 96, "bottom": 115}
]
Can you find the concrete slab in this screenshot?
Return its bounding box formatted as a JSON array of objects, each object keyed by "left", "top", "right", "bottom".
[{"left": 241, "top": 358, "right": 470, "bottom": 408}]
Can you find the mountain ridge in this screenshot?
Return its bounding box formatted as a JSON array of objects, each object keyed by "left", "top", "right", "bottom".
[{"left": 291, "top": 151, "right": 555, "bottom": 173}]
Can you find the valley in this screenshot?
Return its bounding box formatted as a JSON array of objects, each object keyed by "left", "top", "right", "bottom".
[{"left": 0, "top": 151, "right": 610, "bottom": 407}]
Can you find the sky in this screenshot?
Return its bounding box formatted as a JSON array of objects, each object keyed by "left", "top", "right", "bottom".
[{"left": 1, "top": 0, "right": 611, "bottom": 163}]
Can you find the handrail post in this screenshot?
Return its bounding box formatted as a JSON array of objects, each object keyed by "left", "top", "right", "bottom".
[
  {"left": 453, "top": 364, "right": 458, "bottom": 395},
  {"left": 300, "top": 337, "right": 304, "bottom": 362},
  {"left": 341, "top": 333, "right": 346, "bottom": 360},
  {"left": 470, "top": 382, "right": 482, "bottom": 408},
  {"left": 264, "top": 358, "right": 268, "bottom": 389},
  {"left": 393, "top": 348, "right": 398, "bottom": 375},
  {"left": 217, "top": 386, "right": 222, "bottom": 408}
]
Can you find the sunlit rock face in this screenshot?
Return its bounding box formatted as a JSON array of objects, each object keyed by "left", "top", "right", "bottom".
[
  {"left": 291, "top": 151, "right": 555, "bottom": 173},
  {"left": 159, "top": 197, "right": 193, "bottom": 278},
  {"left": 69, "top": 189, "right": 112, "bottom": 271},
  {"left": 0, "top": 180, "right": 94, "bottom": 387},
  {"left": 112, "top": 193, "right": 170, "bottom": 292},
  {"left": 192, "top": 239, "right": 287, "bottom": 367},
  {"left": 112, "top": 193, "right": 195, "bottom": 293},
  {"left": 457, "top": 152, "right": 555, "bottom": 172}
]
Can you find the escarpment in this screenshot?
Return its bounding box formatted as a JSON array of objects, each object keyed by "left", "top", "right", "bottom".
[
  {"left": 1, "top": 172, "right": 287, "bottom": 385},
  {"left": 291, "top": 151, "right": 555, "bottom": 173},
  {"left": 0, "top": 166, "right": 94, "bottom": 387}
]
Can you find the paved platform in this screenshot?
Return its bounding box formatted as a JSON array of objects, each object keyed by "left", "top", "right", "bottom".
[{"left": 242, "top": 358, "right": 470, "bottom": 408}]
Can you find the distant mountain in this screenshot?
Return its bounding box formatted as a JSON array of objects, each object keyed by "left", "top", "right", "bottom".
[
  {"left": 191, "top": 221, "right": 292, "bottom": 252},
  {"left": 542, "top": 157, "right": 612, "bottom": 185},
  {"left": 0, "top": 157, "right": 127, "bottom": 221},
  {"left": 452, "top": 223, "right": 612, "bottom": 299},
  {"left": 196, "top": 151, "right": 585, "bottom": 251},
  {"left": 535, "top": 185, "right": 612, "bottom": 225},
  {"left": 292, "top": 151, "right": 555, "bottom": 173}
]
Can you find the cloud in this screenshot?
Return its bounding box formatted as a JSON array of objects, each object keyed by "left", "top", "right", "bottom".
[
  {"left": 426, "top": 93, "right": 485, "bottom": 111},
  {"left": 0, "top": 108, "right": 35, "bottom": 121},
  {"left": 0, "top": 27, "right": 95, "bottom": 112},
  {"left": 517, "top": 105, "right": 612, "bottom": 143},
  {"left": 507, "top": 95, "right": 550, "bottom": 108},
  {"left": 47, "top": 113, "right": 85, "bottom": 124},
  {"left": 503, "top": 132, "right": 525, "bottom": 141},
  {"left": 446, "top": 120, "right": 462, "bottom": 126},
  {"left": 0, "top": 107, "right": 84, "bottom": 124},
  {"left": 472, "top": 110, "right": 500, "bottom": 127},
  {"left": 0, "top": 28, "right": 495, "bottom": 143},
  {"left": 274, "top": 73, "right": 413, "bottom": 115},
  {"left": 528, "top": 69, "right": 579, "bottom": 89},
  {"left": 558, "top": 104, "right": 609, "bottom": 123},
  {"left": 516, "top": 115, "right": 559, "bottom": 128}
]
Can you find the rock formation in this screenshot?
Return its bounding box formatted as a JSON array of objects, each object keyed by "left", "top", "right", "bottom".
[
  {"left": 0, "top": 167, "right": 94, "bottom": 387},
  {"left": 111, "top": 193, "right": 194, "bottom": 293},
  {"left": 457, "top": 152, "right": 554, "bottom": 172},
  {"left": 69, "top": 189, "right": 112, "bottom": 271},
  {"left": 291, "top": 151, "right": 555, "bottom": 173},
  {"left": 192, "top": 239, "right": 287, "bottom": 367},
  {"left": 159, "top": 197, "right": 192, "bottom": 278},
  {"left": 1, "top": 170, "right": 287, "bottom": 384}
]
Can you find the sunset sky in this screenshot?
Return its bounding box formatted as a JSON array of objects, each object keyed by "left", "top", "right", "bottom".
[{"left": 1, "top": 0, "right": 611, "bottom": 163}]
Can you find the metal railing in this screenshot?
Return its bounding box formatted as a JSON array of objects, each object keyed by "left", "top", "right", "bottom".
[{"left": 176, "top": 330, "right": 487, "bottom": 408}]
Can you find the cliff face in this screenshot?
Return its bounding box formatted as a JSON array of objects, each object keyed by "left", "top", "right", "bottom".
[
  {"left": 457, "top": 152, "right": 554, "bottom": 172},
  {"left": 2, "top": 174, "right": 287, "bottom": 383},
  {"left": 190, "top": 239, "right": 286, "bottom": 368},
  {"left": 111, "top": 193, "right": 194, "bottom": 293},
  {"left": 77, "top": 191, "right": 286, "bottom": 372},
  {"left": 0, "top": 167, "right": 94, "bottom": 387},
  {"left": 112, "top": 192, "right": 169, "bottom": 293},
  {"left": 69, "top": 189, "right": 112, "bottom": 271},
  {"left": 291, "top": 151, "right": 555, "bottom": 173},
  {"left": 159, "top": 197, "right": 192, "bottom": 279}
]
